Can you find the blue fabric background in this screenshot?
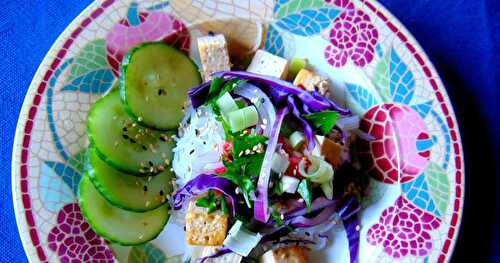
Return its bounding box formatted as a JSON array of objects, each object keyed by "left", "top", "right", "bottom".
[{"left": 0, "top": 0, "right": 498, "bottom": 262}]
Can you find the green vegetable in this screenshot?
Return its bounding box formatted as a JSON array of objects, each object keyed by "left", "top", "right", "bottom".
[
  {"left": 298, "top": 156, "right": 334, "bottom": 184},
  {"left": 270, "top": 207, "right": 285, "bottom": 227},
  {"left": 216, "top": 92, "right": 239, "bottom": 114},
  {"left": 303, "top": 111, "right": 340, "bottom": 135},
  {"left": 320, "top": 180, "right": 333, "bottom": 199},
  {"left": 227, "top": 106, "right": 259, "bottom": 132},
  {"left": 221, "top": 132, "right": 268, "bottom": 208},
  {"left": 206, "top": 77, "right": 246, "bottom": 113},
  {"left": 297, "top": 179, "right": 312, "bottom": 211},
  {"left": 289, "top": 131, "right": 305, "bottom": 149},
  {"left": 288, "top": 57, "right": 307, "bottom": 80},
  {"left": 270, "top": 179, "right": 284, "bottom": 197},
  {"left": 195, "top": 190, "right": 229, "bottom": 214}
]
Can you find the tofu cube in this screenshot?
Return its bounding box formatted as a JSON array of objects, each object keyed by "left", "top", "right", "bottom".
[
  {"left": 247, "top": 50, "right": 289, "bottom": 79},
  {"left": 260, "top": 246, "right": 308, "bottom": 263},
  {"left": 313, "top": 135, "right": 343, "bottom": 168},
  {"left": 198, "top": 34, "right": 232, "bottom": 81},
  {"left": 293, "top": 69, "right": 331, "bottom": 96},
  {"left": 185, "top": 200, "right": 228, "bottom": 246}
]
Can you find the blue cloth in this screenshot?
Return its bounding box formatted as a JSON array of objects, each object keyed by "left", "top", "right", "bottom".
[{"left": 0, "top": 0, "right": 498, "bottom": 262}]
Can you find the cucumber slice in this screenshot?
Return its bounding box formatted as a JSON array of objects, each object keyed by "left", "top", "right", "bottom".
[
  {"left": 79, "top": 176, "right": 169, "bottom": 245},
  {"left": 87, "top": 147, "right": 174, "bottom": 212},
  {"left": 87, "top": 90, "right": 175, "bottom": 175},
  {"left": 121, "top": 42, "right": 201, "bottom": 130}
]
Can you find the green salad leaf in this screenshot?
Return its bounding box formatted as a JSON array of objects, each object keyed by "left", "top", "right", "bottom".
[
  {"left": 297, "top": 178, "right": 312, "bottom": 211},
  {"left": 303, "top": 111, "right": 340, "bottom": 135},
  {"left": 195, "top": 190, "right": 229, "bottom": 214}
]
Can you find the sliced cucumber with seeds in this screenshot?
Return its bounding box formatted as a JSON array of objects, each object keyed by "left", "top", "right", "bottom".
[
  {"left": 87, "top": 90, "right": 175, "bottom": 175},
  {"left": 79, "top": 176, "right": 169, "bottom": 245},
  {"left": 121, "top": 42, "right": 201, "bottom": 130},
  {"left": 87, "top": 147, "right": 174, "bottom": 212}
]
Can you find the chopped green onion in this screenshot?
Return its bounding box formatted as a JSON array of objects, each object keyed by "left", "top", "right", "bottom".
[
  {"left": 227, "top": 106, "right": 258, "bottom": 132},
  {"left": 298, "top": 156, "right": 334, "bottom": 184},
  {"left": 288, "top": 57, "right": 307, "bottom": 80},
  {"left": 271, "top": 152, "right": 289, "bottom": 174},
  {"left": 234, "top": 98, "right": 247, "bottom": 109},
  {"left": 320, "top": 180, "right": 333, "bottom": 199},
  {"left": 223, "top": 220, "right": 262, "bottom": 256},
  {"left": 216, "top": 92, "right": 238, "bottom": 114},
  {"left": 289, "top": 131, "right": 305, "bottom": 149}
]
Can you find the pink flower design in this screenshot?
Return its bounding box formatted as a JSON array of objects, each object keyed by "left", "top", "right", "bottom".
[
  {"left": 48, "top": 203, "right": 114, "bottom": 262},
  {"left": 106, "top": 12, "right": 190, "bottom": 76},
  {"left": 324, "top": 8, "right": 378, "bottom": 67},
  {"left": 325, "top": 0, "right": 355, "bottom": 9},
  {"left": 367, "top": 196, "right": 441, "bottom": 258}
]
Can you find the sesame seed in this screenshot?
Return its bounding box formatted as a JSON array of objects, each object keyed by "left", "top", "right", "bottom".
[
  {"left": 239, "top": 151, "right": 243, "bottom": 157},
  {"left": 298, "top": 198, "right": 304, "bottom": 203},
  {"left": 160, "top": 190, "right": 164, "bottom": 196},
  {"left": 260, "top": 124, "right": 266, "bottom": 130},
  {"left": 245, "top": 149, "right": 251, "bottom": 155},
  {"left": 148, "top": 161, "right": 154, "bottom": 166},
  {"left": 356, "top": 225, "right": 361, "bottom": 231},
  {"left": 145, "top": 201, "right": 150, "bottom": 207},
  {"left": 262, "top": 119, "right": 268, "bottom": 124},
  {"left": 164, "top": 159, "right": 170, "bottom": 165},
  {"left": 138, "top": 117, "right": 144, "bottom": 122},
  {"left": 158, "top": 165, "right": 165, "bottom": 171},
  {"left": 143, "top": 186, "right": 148, "bottom": 192},
  {"left": 145, "top": 96, "right": 149, "bottom": 102},
  {"left": 170, "top": 168, "right": 174, "bottom": 172},
  {"left": 138, "top": 235, "right": 143, "bottom": 240},
  {"left": 149, "top": 167, "right": 154, "bottom": 173},
  {"left": 113, "top": 116, "right": 118, "bottom": 120},
  {"left": 142, "top": 145, "right": 147, "bottom": 150},
  {"left": 148, "top": 176, "right": 152, "bottom": 182},
  {"left": 235, "top": 187, "right": 240, "bottom": 194},
  {"left": 132, "top": 123, "right": 137, "bottom": 127},
  {"left": 269, "top": 182, "right": 274, "bottom": 188},
  {"left": 114, "top": 141, "right": 119, "bottom": 147},
  {"left": 280, "top": 214, "right": 284, "bottom": 220}
]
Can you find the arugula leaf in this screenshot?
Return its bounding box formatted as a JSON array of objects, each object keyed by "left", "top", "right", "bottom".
[
  {"left": 195, "top": 190, "right": 229, "bottom": 214},
  {"left": 206, "top": 78, "right": 247, "bottom": 111},
  {"left": 297, "top": 179, "right": 312, "bottom": 211},
  {"left": 303, "top": 111, "right": 340, "bottom": 135},
  {"left": 208, "top": 77, "right": 225, "bottom": 97}
]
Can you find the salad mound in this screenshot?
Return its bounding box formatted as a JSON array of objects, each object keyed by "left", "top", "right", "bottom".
[{"left": 80, "top": 33, "right": 370, "bottom": 263}]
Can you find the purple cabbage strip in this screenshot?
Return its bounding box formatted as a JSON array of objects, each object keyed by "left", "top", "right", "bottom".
[
  {"left": 213, "top": 71, "right": 332, "bottom": 111},
  {"left": 254, "top": 107, "right": 289, "bottom": 222},
  {"left": 188, "top": 81, "right": 213, "bottom": 108},
  {"left": 285, "top": 197, "right": 339, "bottom": 219},
  {"left": 343, "top": 213, "right": 360, "bottom": 263},
  {"left": 286, "top": 205, "right": 337, "bottom": 228},
  {"left": 287, "top": 96, "right": 315, "bottom": 151},
  {"left": 338, "top": 197, "right": 361, "bottom": 221},
  {"left": 198, "top": 248, "right": 232, "bottom": 263},
  {"left": 171, "top": 174, "right": 237, "bottom": 215},
  {"left": 310, "top": 91, "right": 351, "bottom": 116}
]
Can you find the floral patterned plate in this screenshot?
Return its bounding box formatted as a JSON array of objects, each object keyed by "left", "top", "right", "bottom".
[{"left": 12, "top": 0, "right": 464, "bottom": 262}]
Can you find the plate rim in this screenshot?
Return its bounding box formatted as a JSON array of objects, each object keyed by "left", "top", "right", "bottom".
[{"left": 11, "top": 0, "right": 465, "bottom": 262}]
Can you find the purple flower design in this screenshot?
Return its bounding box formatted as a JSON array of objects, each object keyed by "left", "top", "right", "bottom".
[
  {"left": 367, "top": 196, "right": 441, "bottom": 258},
  {"left": 324, "top": 7, "right": 379, "bottom": 67},
  {"left": 48, "top": 203, "right": 114, "bottom": 262}
]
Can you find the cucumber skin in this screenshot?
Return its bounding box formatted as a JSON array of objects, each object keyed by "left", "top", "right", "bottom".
[
  {"left": 85, "top": 148, "right": 171, "bottom": 212},
  {"left": 119, "top": 42, "right": 202, "bottom": 130},
  {"left": 86, "top": 90, "right": 175, "bottom": 176},
  {"left": 78, "top": 175, "right": 170, "bottom": 246}
]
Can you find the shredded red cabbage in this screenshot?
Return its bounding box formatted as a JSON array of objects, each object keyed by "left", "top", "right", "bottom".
[
  {"left": 285, "top": 205, "right": 337, "bottom": 228},
  {"left": 198, "top": 248, "right": 232, "bottom": 263},
  {"left": 343, "top": 214, "right": 360, "bottom": 263},
  {"left": 171, "top": 174, "right": 237, "bottom": 215},
  {"left": 254, "top": 107, "right": 289, "bottom": 222},
  {"left": 285, "top": 197, "right": 339, "bottom": 219},
  {"left": 287, "top": 96, "right": 316, "bottom": 151}
]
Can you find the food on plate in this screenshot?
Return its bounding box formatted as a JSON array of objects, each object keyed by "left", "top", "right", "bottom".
[{"left": 79, "top": 32, "right": 370, "bottom": 262}]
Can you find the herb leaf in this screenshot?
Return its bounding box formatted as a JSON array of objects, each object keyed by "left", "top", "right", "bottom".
[
  {"left": 195, "top": 190, "right": 229, "bottom": 214},
  {"left": 303, "top": 111, "right": 340, "bottom": 135},
  {"left": 297, "top": 179, "right": 312, "bottom": 211}
]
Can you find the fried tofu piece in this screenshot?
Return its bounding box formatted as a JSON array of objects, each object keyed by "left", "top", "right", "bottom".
[
  {"left": 201, "top": 246, "right": 243, "bottom": 263},
  {"left": 247, "top": 49, "right": 288, "bottom": 79},
  {"left": 260, "top": 246, "right": 308, "bottom": 263},
  {"left": 198, "top": 34, "right": 232, "bottom": 80},
  {"left": 185, "top": 200, "right": 228, "bottom": 246},
  {"left": 293, "top": 68, "right": 331, "bottom": 97},
  {"left": 313, "top": 135, "right": 343, "bottom": 168}
]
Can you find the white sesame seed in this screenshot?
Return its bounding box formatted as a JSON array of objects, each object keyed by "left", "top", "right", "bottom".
[
  {"left": 298, "top": 198, "right": 304, "bottom": 203},
  {"left": 239, "top": 151, "right": 244, "bottom": 157},
  {"left": 145, "top": 201, "right": 150, "bottom": 207},
  {"left": 138, "top": 117, "right": 144, "bottom": 122},
  {"left": 245, "top": 149, "right": 251, "bottom": 155},
  {"left": 280, "top": 214, "right": 284, "bottom": 220},
  {"left": 356, "top": 225, "right": 361, "bottom": 231}
]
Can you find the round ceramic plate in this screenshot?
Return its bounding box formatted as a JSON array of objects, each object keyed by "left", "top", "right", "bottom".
[{"left": 12, "top": 0, "right": 464, "bottom": 262}]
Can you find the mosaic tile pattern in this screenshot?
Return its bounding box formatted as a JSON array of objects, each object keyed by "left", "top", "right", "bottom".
[{"left": 11, "top": 0, "right": 464, "bottom": 262}]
